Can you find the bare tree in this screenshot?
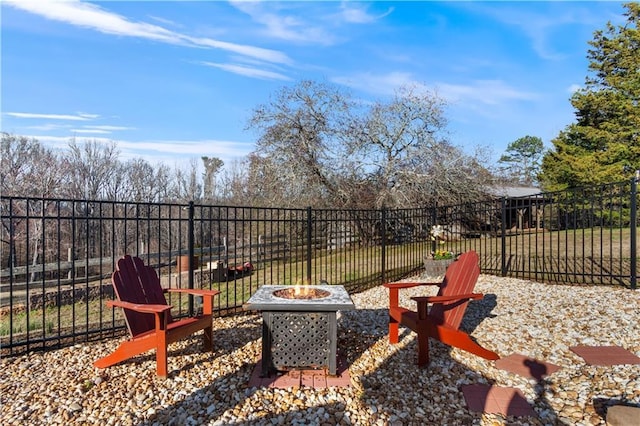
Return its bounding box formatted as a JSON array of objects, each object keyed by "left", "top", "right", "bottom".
[
  {"left": 1, "top": 133, "right": 64, "bottom": 269},
  {"left": 1, "top": 133, "right": 63, "bottom": 198},
  {"left": 61, "top": 138, "right": 121, "bottom": 200},
  {"left": 246, "top": 81, "right": 490, "bottom": 209},
  {"left": 117, "top": 158, "right": 173, "bottom": 203},
  {"left": 217, "top": 157, "right": 250, "bottom": 204},
  {"left": 171, "top": 159, "right": 203, "bottom": 202},
  {"left": 247, "top": 80, "right": 353, "bottom": 207},
  {"left": 201, "top": 156, "right": 224, "bottom": 202},
  {"left": 347, "top": 85, "right": 447, "bottom": 207}
]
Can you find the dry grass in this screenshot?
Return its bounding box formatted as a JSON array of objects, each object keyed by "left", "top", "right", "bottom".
[{"left": 2, "top": 227, "right": 633, "bottom": 344}]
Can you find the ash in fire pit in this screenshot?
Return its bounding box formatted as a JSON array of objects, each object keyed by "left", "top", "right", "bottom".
[{"left": 272, "top": 286, "right": 330, "bottom": 300}]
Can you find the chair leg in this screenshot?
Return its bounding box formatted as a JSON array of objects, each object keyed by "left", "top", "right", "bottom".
[
  {"left": 156, "top": 332, "right": 168, "bottom": 378},
  {"left": 202, "top": 325, "right": 213, "bottom": 351},
  {"left": 94, "top": 336, "right": 155, "bottom": 369},
  {"left": 416, "top": 333, "right": 430, "bottom": 366},
  {"left": 434, "top": 326, "right": 500, "bottom": 361},
  {"left": 389, "top": 318, "right": 400, "bottom": 344},
  {"left": 93, "top": 342, "right": 135, "bottom": 369}
]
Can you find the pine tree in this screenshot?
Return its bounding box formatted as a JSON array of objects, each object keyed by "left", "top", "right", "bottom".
[
  {"left": 498, "top": 135, "right": 544, "bottom": 185},
  {"left": 540, "top": 3, "right": 640, "bottom": 190}
]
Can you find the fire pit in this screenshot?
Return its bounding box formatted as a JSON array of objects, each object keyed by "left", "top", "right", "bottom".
[
  {"left": 243, "top": 285, "right": 355, "bottom": 377},
  {"left": 272, "top": 287, "right": 331, "bottom": 299}
]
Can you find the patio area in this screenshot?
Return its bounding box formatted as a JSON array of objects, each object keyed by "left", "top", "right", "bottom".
[{"left": 1, "top": 274, "right": 639, "bottom": 425}]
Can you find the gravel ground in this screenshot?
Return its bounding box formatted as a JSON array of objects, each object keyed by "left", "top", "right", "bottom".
[{"left": 1, "top": 275, "right": 639, "bottom": 425}]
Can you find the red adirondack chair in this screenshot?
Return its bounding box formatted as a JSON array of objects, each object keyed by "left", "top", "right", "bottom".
[
  {"left": 383, "top": 250, "right": 499, "bottom": 366},
  {"left": 94, "top": 255, "right": 220, "bottom": 377}
]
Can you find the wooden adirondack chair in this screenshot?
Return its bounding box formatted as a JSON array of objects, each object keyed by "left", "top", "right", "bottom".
[
  {"left": 94, "top": 255, "right": 220, "bottom": 377},
  {"left": 383, "top": 250, "right": 499, "bottom": 366}
]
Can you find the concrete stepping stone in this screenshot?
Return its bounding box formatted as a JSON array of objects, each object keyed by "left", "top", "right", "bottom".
[
  {"left": 495, "top": 353, "right": 561, "bottom": 380},
  {"left": 461, "top": 384, "right": 537, "bottom": 417},
  {"left": 570, "top": 345, "right": 640, "bottom": 366},
  {"left": 606, "top": 405, "right": 640, "bottom": 426}
]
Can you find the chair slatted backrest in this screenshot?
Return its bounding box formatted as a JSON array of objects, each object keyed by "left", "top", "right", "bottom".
[
  {"left": 428, "top": 251, "right": 480, "bottom": 329},
  {"left": 111, "top": 255, "right": 172, "bottom": 337}
]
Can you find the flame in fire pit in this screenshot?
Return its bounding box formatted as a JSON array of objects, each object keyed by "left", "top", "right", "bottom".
[{"left": 273, "top": 286, "right": 330, "bottom": 300}]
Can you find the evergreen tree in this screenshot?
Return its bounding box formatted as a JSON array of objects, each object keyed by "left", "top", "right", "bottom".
[
  {"left": 540, "top": 3, "right": 640, "bottom": 190},
  {"left": 498, "top": 135, "right": 544, "bottom": 185}
]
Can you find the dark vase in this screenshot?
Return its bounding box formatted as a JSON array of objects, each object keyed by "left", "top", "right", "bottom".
[{"left": 176, "top": 255, "right": 200, "bottom": 272}]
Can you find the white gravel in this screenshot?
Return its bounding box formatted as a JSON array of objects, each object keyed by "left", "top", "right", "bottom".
[{"left": 1, "top": 274, "right": 639, "bottom": 425}]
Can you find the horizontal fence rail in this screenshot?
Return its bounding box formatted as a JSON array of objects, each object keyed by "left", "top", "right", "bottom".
[{"left": 1, "top": 178, "right": 637, "bottom": 354}]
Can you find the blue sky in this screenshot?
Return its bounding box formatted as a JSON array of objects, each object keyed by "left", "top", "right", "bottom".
[{"left": 1, "top": 1, "right": 625, "bottom": 169}]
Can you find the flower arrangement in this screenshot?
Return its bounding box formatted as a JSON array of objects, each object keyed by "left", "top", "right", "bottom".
[
  {"left": 433, "top": 248, "right": 454, "bottom": 260},
  {"left": 430, "top": 225, "right": 444, "bottom": 241},
  {"left": 430, "top": 225, "right": 454, "bottom": 259}
]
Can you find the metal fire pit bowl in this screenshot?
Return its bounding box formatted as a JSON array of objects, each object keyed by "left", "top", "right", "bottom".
[{"left": 243, "top": 285, "right": 355, "bottom": 376}]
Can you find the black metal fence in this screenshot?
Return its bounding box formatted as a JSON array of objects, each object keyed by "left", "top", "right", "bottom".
[
  {"left": 436, "top": 179, "right": 638, "bottom": 288},
  {"left": 1, "top": 178, "right": 637, "bottom": 354}
]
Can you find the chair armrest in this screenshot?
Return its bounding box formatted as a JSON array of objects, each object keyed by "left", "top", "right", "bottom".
[
  {"left": 106, "top": 300, "right": 172, "bottom": 314},
  {"left": 383, "top": 282, "right": 440, "bottom": 289},
  {"left": 386, "top": 282, "right": 441, "bottom": 309},
  {"left": 166, "top": 288, "right": 220, "bottom": 297},
  {"left": 165, "top": 288, "right": 219, "bottom": 315},
  {"left": 411, "top": 293, "right": 484, "bottom": 304}
]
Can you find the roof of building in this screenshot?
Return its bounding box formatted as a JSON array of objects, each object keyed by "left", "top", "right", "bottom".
[{"left": 489, "top": 186, "right": 543, "bottom": 199}]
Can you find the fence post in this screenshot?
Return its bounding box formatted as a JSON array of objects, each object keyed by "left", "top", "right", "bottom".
[
  {"left": 431, "top": 204, "right": 437, "bottom": 255},
  {"left": 8, "top": 200, "right": 15, "bottom": 269},
  {"left": 306, "top": 206, "right": 312, "bottom": 283},
  {"left": 501, "top": 197, "right": 507, "bottom": 276},
  {"left": 381, "top": 207, "right": 387, "bottom": 283},
  {"left": 631, "top": 173, "right": 638, "bottom": 290},
  {"left": 188, "top": 201, "right": 195, "bottom": 315}
]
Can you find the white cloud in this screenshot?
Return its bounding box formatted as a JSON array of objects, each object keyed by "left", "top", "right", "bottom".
[
  {"left": 229, "top": 1, "right": 338, "bottom": 46},
  {"left": 77, "top": 112, "right": 100, "bottom": 119},
  {"left": 462, "top": 2, "right": 615, "bottom": 61},
  {"left": 4, "top": 0, "right": 292, "bottom": 65},
  {"left": 332, "top": 71, "right": 422, "bottom": 96},
  {"left": 118, "top": 139, "right": 254, "bottom": 157},
  {"left": 17, "top": 134, "right": 82, "bottom": 152},
  {"left": 6, "top": 112, "right": 99, "bottom": 121},
  {"left": 71, "top": 129, "right": 111, "bottom": 134},
  {"left": 188, "top": 36, "right": 292, "bottom": 65},
  {"left": 436, "top": 80, "right": 539, "bottom": 106},
  {"left": 20, "top": 134, "right": 255, "bottom": 167},
  {"left": 87, "top": 125, "right": 134, "bottom": 131},
  {"left": 228, "top": 1, "right": 392, "bottom": 45},
  {"left": 5, "top": 0, "right": 182, "bottom": 43},
  {"left": 6, "top": 114, "right": 134, "bottom": 136},
  {"left": 115, "top": 138, "right": 256, "bottom": 168},
  {"left": 338, "top": 2, "right": 394, "bottom": 24},
  {"left": 147, "top": 15, "right": 181, "bottom": 28},
  {"left": 26, "top": 123, "right": 73, "bottom": 131},
  {"left": 332, "top": 72, "right": 539, "bottom": 117},
  {"left": 200, "top": 62, "right": 291, "bottom": 81},
  {"left": 69, "top": 125, "right": 134, "bottom": 134}
]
